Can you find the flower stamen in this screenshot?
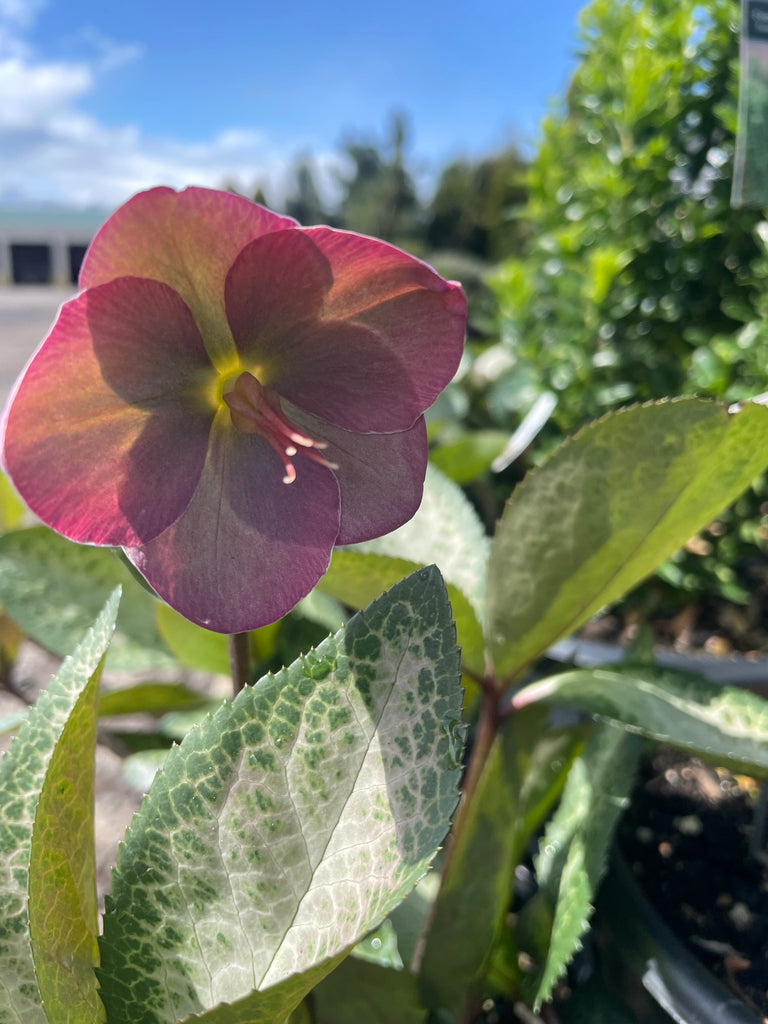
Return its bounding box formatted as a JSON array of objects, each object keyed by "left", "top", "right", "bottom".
[{"left": 223, "top": 371, "right": 336, "bottom": 484}]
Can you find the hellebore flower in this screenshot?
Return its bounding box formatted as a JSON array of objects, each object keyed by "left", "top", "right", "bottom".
[{"left": 1, "top": 186, "right": 466, "bottom": 632}]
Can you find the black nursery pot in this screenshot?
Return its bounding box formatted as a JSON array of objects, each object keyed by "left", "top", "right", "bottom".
[{"left": 594, "top": 853, "right": 762, "bottom": 1024}]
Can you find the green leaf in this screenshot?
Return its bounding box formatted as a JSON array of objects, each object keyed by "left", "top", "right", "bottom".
[
  {"left": 155, "top": 958, "right": 349, "bottom": 1024},
  {"left": 0, "top": 528, "right": 174, "bottom": 671},
  {"left": 157, "top": 704, "right": 223, "bottom": 740},
  {"left": 359, "top": 464, "right": 488, "bottom": 621},
  {"left": 519, "top": 725, "right": 642, "bottom": 1009},
  {"left": 121, "top": 750, "right": 170, "bottom": 793},
  {"left": 387, "top": 873, "right": 441, "bottom": 968},
  {"left": 286, "top": 1001, "right": 311, "bottom": 1024},
  {"left": 320, "top": 458, "right": 488, "bottom": 676},
  {"left": 156, "top": 604, "right": 230, "bottom": 675},
  {"left": 98, "top": 566, "right": 463, "bottom": 1024},
  {"left": 28, "top": 631, "right": 106, "bottom": 1024},
  {"left": 293, "top": 590, "right": 348, "bottom": 633},
  {"left": 430, "top": 430, "right": 510, "bottom": 484},
  {"left": 313, "top": 959, "right": 425, "bottom": 1024},
  {"left": 156, "top": 597, "right": 342, "bottom": 681},
  {"left": 514, "top": 664, "right": 768, "bottom": 779},
  {"left": 487, "top": 399, "right": 768, "bottom": 681},
  {"left": 98, "top": 683, "right": 212, "bottom": 718},
  {"left": 0, "top": 710, "right": 27, "bottom": 735},
  {"left": 320, "top": 550, "right": 486, "bottom": 678},
  {"left": 417, "top": 706, "right": 582, "bottom": 1017},
  {"left": 0, "top": 591, "right": 119, "bottom": 1024},
  {"left": 350, "top": 919, "right": 403, "bottom": 969}
]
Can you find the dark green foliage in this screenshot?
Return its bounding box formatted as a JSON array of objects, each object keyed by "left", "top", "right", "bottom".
[
  {"left": 482, "top": 0, "right": 768, "bottom": 612},
  {"left": 284, "top": 158, "right": 331, "bottom": 226},
  {"left": 335, "top": 113, "right": 423, "bottom": 252},
  {"left": 494, "top": 0, "right": 761, "bottom": 429},
  {"left": 6, "top": 402, "right": 768, "bottom": 1022},
  {"left": 427, "top": 149, "right": 530, "bottom": 261}
]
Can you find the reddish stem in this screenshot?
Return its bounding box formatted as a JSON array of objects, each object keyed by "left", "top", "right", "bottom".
[
  {"left": 412, "top": 669, "right": 502, "bottom": 981},
  {"left": 228, "top": 631, "right": 250, "bottom": 695}
]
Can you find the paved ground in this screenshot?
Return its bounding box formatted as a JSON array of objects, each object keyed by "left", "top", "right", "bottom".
[{"left": 0, "top": 286, "right": 74, "bottom": 405}]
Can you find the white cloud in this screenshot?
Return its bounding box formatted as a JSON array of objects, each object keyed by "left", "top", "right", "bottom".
[
  {"left": 0, "top": 58, "right": 92, "bottom": 129},
  {"left": 0, "top": 5, "right": 341, "bottom": 211},
  {"left": 0, "top": 0, "right": 46, "bottom": 30}
]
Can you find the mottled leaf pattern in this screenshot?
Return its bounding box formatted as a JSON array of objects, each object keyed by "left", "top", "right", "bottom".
[
  {"left": 320, "top": 550, "right": 486, "bottom": 677},
  {"left": 0, "top": 592, "right": 119, "bottom": 1024},
  {"left": 520, "top": 725, "right": 642, "bottom": 1008},
  {"left": 98, "top": 567, "right": 462, "bottom": 1024},
  {"left": 358, "top": 464, "right": 488, "bottom": 622},
  {"left": 516, "top": 664, "right": 768, "bottom": 778}
]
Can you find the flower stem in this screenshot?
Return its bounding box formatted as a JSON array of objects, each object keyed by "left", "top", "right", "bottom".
[
  {"left": 411, "top": 671, "right": 501, "bottom": 979},
  {"left": 444, "top": 679, "right": 500, "bottom": 874},
  {"left": 228, "top": 631, "right": 250, "bottom": 695}
]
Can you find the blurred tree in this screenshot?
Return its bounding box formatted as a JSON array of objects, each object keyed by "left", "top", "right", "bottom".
[
  {"left": 427, "top": 149, "right": 529, "bottom": 260},
  {"left": 336, "top": 112, "right": 423, "bottom": 250},
  {"left": 218, "top": 179, "right": 270, "bottom": 208},
  {"left": 221, "top": 178, "right": 245, "bottom": 195},
  {"left": 284, "top": 157, "right": 330, "bottom": 225}
]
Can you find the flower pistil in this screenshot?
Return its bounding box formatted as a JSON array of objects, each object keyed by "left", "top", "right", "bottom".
[{"left": 222, "top": 371, "right": 335, "bottom": 484}]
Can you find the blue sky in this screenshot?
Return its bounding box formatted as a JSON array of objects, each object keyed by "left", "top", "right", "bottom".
[{"left": 0, "top": 0, "right": 587, "bottom": 208}]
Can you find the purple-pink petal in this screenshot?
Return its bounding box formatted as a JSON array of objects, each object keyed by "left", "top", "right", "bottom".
[
  {"left": 225, "top": 230, "right": 332, "bottom": 363},
  {"left": 85, "top": 276, "right": 213, "bottom": 400},
  {"left": 79, "top": 186, "right": 298, "bottom": 369},
  {"left": 124, "top": 411, "right": 342, "bottom": 632},
  {"left": 288, "top": 405, "right": 428, "bottom": 545},
  {"left": 1, "top": 278, "right": 213, "bottom": 547},
  {"left": 295, "top": 227, "right": 466, "bottom": 425},
  {"left": 225, "top": 224, "right": 467, "bottom": 434}
]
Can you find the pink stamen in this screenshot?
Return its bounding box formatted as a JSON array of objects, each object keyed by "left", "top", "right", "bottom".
[{"left": 223, "top": 372, "right": 336, "bottom": 484}]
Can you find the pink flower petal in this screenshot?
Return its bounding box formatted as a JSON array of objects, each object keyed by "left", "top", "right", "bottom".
[
  {"left": 124, "top": 411, "right": 341, "bottom": 632},
  {"left": 226, "top": 225, "right": 465, "bottom": 432},
  {"left": 2, "top": 278, "right": 213, "bottom": 546},
  {"left": 278, "top": 227, "right": 465, "bottom": 429},
  {"left": 225, "top": 229, "right": 332, "bottom": 362},
  {"left": 256, "top": 318, "right": 421, "bottom": 434},
  {"left": 288, "top": 405, "right": 428, "bottom": 544},
  {"left": 79, "top": 186, "right": 297, "bottom": 369}
]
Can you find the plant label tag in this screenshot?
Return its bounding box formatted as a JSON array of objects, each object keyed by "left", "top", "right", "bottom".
[{"left": 733, "top": 0, "right": 768, "bottom": 206}]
